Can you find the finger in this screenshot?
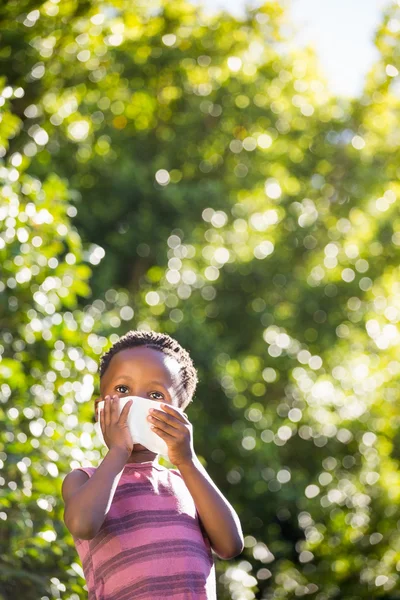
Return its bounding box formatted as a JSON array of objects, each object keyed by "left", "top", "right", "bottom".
[
  {"left": 159, "top": 403, "right": 189, "bottom": 424},
  {"left": 104, "top": 395, "right": 111, "bottom": 426},
  {"left": 150, "top": 424, "right": 175, "bottom": 441},
  {"left": 119, "top": 399, "right": 133, "bottom": 424},
  {"left": 151, "top": 408, "right": 187, "bottom": 430},
  {"left": 110, "top": 394, "right": 120, "bottom": 422},
  {"left": 150, "top": 416, "right": 181, "bottom": 436}
]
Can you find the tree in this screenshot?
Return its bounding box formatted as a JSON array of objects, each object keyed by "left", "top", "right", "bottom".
[{"left": 1, "top": 0, "right": 400, "bottom": 598}]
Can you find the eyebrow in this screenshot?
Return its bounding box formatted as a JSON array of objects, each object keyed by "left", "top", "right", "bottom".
[{"left": 114, "top": 375, "right": 169, "bottom": 390}]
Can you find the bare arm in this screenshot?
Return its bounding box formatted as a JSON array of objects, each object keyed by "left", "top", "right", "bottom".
[
  {"left": 62, "top": 446, "right": 130, "bottom": 540},
  {"left": 178, "top": 456, "right": 244, "bottom": 560}
]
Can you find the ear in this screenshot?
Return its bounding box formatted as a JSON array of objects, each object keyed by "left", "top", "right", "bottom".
[{"left": 93, "top": 396, "right": 101, "bottom": 422}]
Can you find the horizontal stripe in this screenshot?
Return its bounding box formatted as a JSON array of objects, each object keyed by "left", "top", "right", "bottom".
[
  {"left": 78, "top": 512, "right": 204, "bottom": 571},
  {"left": 112, "top": 485, "right": 175, "bottom": 504},
  {"left": 110, "top": 572, "right": 210, "bottom": 600},
  {"left": 101, "top": 539, "right": 212, "bottom": 583},
  {"left": 88, "top": 509, "right": 201, "bottom": 554},
  {"left": 81, "top": 525, "right": 209, "bottom": 574},
  {"left": 72, "top": 464, "right": 216, "bottom": 599}
]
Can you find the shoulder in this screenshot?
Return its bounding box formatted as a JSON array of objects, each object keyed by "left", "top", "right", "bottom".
[
  {"left": 62, "top": 467, "right": 93, "bottom": 484},
  {"left": 166, "top": 467, "right": 183, "bottom": 479},
  {"left": 156, "top": 465, "right": 185, "bottom": 483},
  {"left": 152, "top": 463, "right": 182, "bottom": 478},
  {"left": 75, "top": 465, "right": 97, "bottom": 477},
  {"left": 61, "top": 467, "right": 95, "bottom": 502},
  {"left": 68, "top": 465, "right": 97, "bottom": 480}
]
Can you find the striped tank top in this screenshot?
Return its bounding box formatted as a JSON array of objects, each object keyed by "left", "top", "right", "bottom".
[{"left": 72, "top": 458, "right": 216, "bottom": 600}]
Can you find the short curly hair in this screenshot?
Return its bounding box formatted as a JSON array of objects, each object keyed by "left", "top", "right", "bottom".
[{"left": 99, "top": 329, "right": 198, "bottom": 411}]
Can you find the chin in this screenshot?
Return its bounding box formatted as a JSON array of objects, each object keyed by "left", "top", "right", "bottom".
[{"left": 133, "top": 444, "right": 153, "bottom": 452}]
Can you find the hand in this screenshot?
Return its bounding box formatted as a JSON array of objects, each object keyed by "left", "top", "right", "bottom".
[
  {"left": 147, "top": 404, "right": 195, "bottom": 467},
  {"left": 99, "top": 395, "right": 134, "bottom": 456}
]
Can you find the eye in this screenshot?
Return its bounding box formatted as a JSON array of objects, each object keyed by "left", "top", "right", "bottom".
[
  {"left": 116, "top": 385, "right": 129, "bottom": 394},
  {"left": 115, "top": 385, "right": 164, "bottom": 400}
]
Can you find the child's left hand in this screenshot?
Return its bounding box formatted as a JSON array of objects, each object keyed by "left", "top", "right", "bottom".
[{"left": 147, "top": 404, "right": 195, "bottom": 467}]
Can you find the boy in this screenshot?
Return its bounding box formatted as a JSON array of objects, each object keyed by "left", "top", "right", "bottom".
[{"left": 62, "top": 329, "right": 244, "bottom": 599}]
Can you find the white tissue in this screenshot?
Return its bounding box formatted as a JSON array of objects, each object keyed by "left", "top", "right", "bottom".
[{"left": 94, "top": 396, "right": 184, "bottom": 459}]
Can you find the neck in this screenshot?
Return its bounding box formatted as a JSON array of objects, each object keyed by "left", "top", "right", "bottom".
[{"left": 125, "top": 452, "right": 159, "bottom": 465}]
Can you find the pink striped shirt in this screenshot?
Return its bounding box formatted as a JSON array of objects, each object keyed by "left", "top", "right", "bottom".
[{"left": 72, "top": 459, "right": 216, "bottom": 600}]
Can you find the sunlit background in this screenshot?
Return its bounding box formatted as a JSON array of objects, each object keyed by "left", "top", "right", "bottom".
[
  {"left": 189, "top": 0, "right": 394, "bottom": 97},
  {"left": 1, "top": 0, "right": 400, "bottom": 598}
]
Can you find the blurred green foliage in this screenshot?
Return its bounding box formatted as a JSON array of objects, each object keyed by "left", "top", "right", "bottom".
[{"left": 1, "top": 0, "right": 400, "bottom": 598}]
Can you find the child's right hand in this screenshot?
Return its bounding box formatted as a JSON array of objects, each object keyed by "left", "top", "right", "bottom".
[{"left": 99, "top": 395, "right": 134, "bottom": 456}]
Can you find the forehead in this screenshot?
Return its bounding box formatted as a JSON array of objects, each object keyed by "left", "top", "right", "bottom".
[{"left": 101, "top": 346, "right": 180, "bottom": 387}]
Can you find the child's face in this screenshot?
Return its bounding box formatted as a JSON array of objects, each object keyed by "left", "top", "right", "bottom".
[{"left": 95, "top": 346, "right": 181, "bottom": 458}]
